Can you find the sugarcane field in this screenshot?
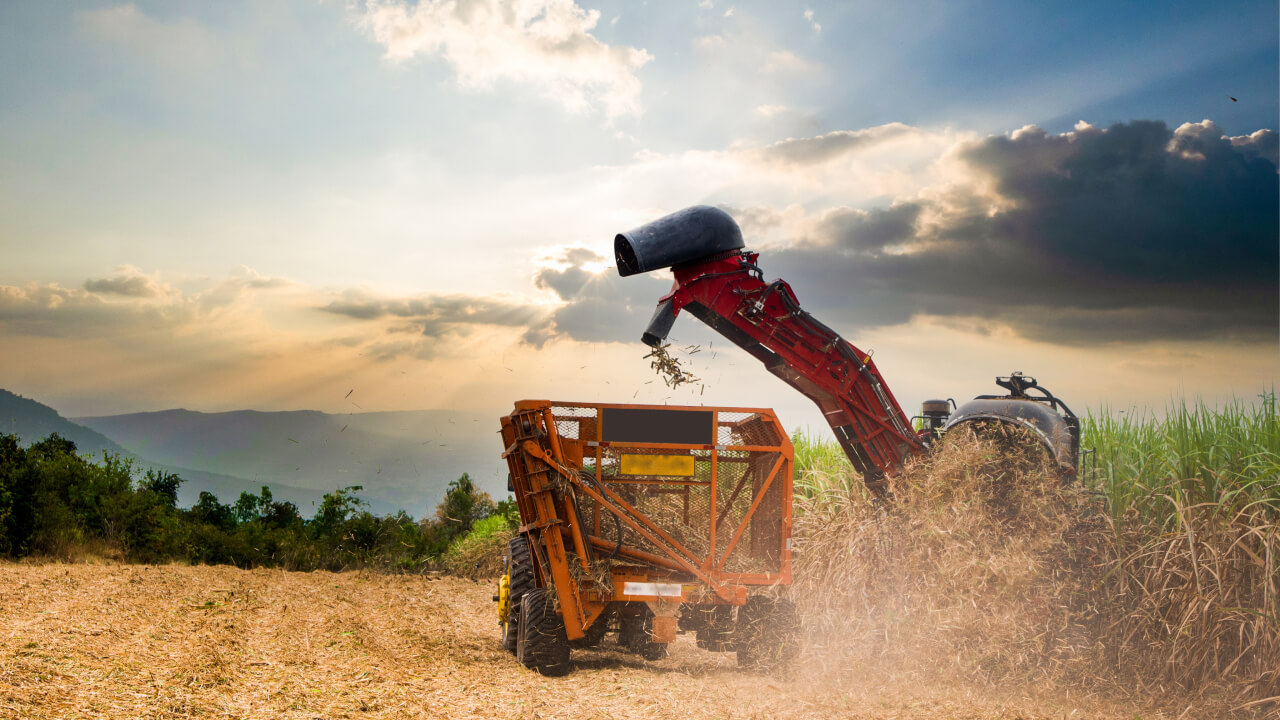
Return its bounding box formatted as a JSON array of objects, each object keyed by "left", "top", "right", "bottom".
[{"left": 1, "top": 2, "right": 1277, "bottom": 719}]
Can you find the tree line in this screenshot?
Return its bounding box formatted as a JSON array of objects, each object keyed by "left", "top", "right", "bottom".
[{"left": 0, "top": 433, "right": 515, "bottom": 570}]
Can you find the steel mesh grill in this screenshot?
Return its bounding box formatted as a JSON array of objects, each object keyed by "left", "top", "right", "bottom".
[
  {"left": 717, "top": 411, "right": 782, "bottom": 447},
  {"left": 551, "top": 405, "right": 598, "bottom": 442},
  {"left": 580, "top": 446, "right": 711, "bottom": 566},
  {"left": 541, "top": 405, "right": 788, "bottom": 583},
  {"left": 717, "top": 452, "right": 785, "bottom": 574}
]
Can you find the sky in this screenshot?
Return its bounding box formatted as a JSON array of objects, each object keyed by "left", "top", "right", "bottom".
[{"left": 0, "top": 0, "right": 1276, "bottom": 438}]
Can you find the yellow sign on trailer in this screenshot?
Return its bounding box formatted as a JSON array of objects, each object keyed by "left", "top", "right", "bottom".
[{"left": 619, "top": 453, "right": 696, "bottom": 477}]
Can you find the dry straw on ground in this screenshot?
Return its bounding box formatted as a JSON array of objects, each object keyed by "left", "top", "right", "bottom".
[
  {"left": 1, "top": 561, "right": 1181, "bottom": 720},
  {"left": 2, "top": 429, "right": 1273, "bottom": 718}
]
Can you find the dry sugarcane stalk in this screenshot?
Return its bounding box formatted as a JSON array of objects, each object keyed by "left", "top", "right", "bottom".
[{"left": 643, "top": 343, "right": 701, "bottom": 389}]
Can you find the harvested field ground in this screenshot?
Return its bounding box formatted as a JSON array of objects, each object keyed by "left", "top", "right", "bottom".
[{"left": 0, "top": 563, "right": 1201, "bottom": 720}]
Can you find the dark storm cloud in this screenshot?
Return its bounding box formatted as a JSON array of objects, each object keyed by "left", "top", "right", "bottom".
[
  {"left": 758, "top": 123, "right": 914, "bottom": 166},
  {"left": 320, "top": 120, "right": 1276, "bottom": 350},
  {"left": 817, "top": 204, "right": 921, "bottom": 252},
  {"left": 766, "top": 120, "right": 1278, "bottom": 344}
]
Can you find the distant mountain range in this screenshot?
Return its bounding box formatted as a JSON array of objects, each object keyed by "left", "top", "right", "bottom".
[{"left": 0, "top": 389, "right": 507, "bottom": 517}]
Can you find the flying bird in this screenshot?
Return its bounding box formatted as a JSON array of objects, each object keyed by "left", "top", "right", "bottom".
[{"left": 1230, "top": 96, "right": 1238, "bottom": 102}]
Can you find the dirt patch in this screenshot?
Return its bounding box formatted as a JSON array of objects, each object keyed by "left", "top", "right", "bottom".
[{"left": 0, "top": 562, "right": 1188, "bottom": 719}]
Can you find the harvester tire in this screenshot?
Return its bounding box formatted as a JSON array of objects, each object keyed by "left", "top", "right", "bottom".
[
  {"left": 735, "top": 596, "right": 800, "bottom": 672},
  {"left": 503, "top": 536, "right": 535, "bottom": 655},
  {"left": 516, "top": 588, "right": 572, "bottom": 676}
]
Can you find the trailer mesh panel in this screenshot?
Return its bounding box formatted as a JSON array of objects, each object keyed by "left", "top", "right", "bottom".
[{"left": 557, "top": 406, "right": 788, "bottom": 577}]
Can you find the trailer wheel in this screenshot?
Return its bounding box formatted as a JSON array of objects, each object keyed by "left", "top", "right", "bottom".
[
  {"left": 516, "top": 587, "right": 572, "bottom": 676},
  {"left": 503, "top": 536, "right": 534, "bottom": 655},
  {"left": 694, "top": 606, "right": 736, "bottom": 651},
  {"left": 570, "top": 607, "right": 612, "bottom": 649},
  {"left": 619, "top": 607, "right": 667, "bottom": 661},
  {"left": 735, "top": 596, "right": 800, "bottom": 672}
]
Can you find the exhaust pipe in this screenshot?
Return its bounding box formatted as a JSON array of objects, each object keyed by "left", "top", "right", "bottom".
[{"left": 614, "top": 206, "right": 744, "bottom": 277}]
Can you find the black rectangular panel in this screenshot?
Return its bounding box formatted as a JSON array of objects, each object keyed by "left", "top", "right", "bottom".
[{"left": 602, "top": 408, "right": 714, "bottom": 445}]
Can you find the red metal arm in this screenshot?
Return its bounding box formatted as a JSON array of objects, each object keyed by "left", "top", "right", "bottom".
[{"left": 659, "top": 251, "right": 923, "bottom": 492}]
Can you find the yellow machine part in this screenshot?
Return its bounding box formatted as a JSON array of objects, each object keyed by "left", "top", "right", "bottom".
[{"left": 496, "top": 572, "right": 510, "bottom": 625}]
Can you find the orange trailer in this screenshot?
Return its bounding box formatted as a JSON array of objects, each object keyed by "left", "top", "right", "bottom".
[{"left": 495, "top": 400, "right": 799, "bottom": 675}]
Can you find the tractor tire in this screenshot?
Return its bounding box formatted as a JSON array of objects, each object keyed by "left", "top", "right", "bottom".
[
  {"left": 503, "top": 536, "right": 535, "bottom": 655},
  {"left": 735, "top": 596, "right": 800, "bottom": 672},
  {"left": 516, "top": 587, "right": 572, "bottom": 676}
]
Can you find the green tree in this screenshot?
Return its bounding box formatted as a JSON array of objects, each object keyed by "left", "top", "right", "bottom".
[
  {"left": 187, "top": 491, "right": 236, "bottom": 531},
  {"left": 428, "top": 473, "right": 497, "bottom": 552},
  {"left": 140, "top": 468, "right": 183, "bottom": 508},
  {"left": 310, "top": 485, "right": 365, "bottom": 540},
  {"left": 494, "top": 496, "right": 520, "bottom": 527},
  {"left": 261, "top": 498, "right": 301, "bottom": 529},
  {"left": 0, "top": 434, "right": 35, "bottom": 554},
  {"left": 233, "top": 486, "right": 276, "bottom": 524}
]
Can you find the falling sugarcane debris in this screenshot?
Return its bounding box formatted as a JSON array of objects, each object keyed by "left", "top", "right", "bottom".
[{"left": 643, "top": 342, "right": 701, "bottom": 389}]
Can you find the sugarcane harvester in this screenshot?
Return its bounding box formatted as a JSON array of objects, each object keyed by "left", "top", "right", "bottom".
[
  {"left": 615, "top": 205, "right": 1080, "bottom": 495},
  {"left": 496, "top": 206, "right": 1078, "bottom": 677}
]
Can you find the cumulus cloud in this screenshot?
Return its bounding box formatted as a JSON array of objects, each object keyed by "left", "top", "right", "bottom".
[
  {"left": 318, "top": 246, "right": 666, "bottom": 349},
  {"left": 319, "top": 288, "right": 552, "bottom": 354},
  {"left": 693, "top": 34, "right": 727, "bottom": 52},
  {"left": 814, "top": 204, "right": 922, "bottom": 253},
  {"left": 1228, "top": 128, "right": 1278, "bottom": 165},
  {"left": 764, "top": 120, "right": 1278, "bottom": 343},
  {"left": 803, "top": 8, "right": 821, "bottom": 32},
  {"left": 488, "top": 120, "right": 1275, "bottom": 349},
  {"left": 359, "top": 0, "right": 652, "bottom": 118},
  {"left": 233, "top": 266, "right": 292, "bottom": 290},
  {"left": 4, "top": 281, "right": 191, "bottom": 339},
  {"left": 84, "top": 266, "right": 170, "bottom": 298},
  {"left": 758, "top": 123, "right": 918, "bottom": 166},
  {"left": 762, "top": 49, "right": 819, "bottom": 75},
  {"left": 4, "top": 266, "right": 297, "bottom": 340},
  {"left": 531, "top": 248, "right": 669, "bottom": 344}
]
